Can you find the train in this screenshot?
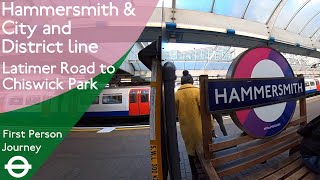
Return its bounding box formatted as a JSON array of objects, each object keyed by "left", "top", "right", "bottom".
[
  {"left": 0, "top": 78, "right": 319, "bottom": 119},
  {"left": 82, "top": 86, "right": 150, "bottom": 119},
  {"left": 305, "top": 78, "right": 320, "bottom": 95}
]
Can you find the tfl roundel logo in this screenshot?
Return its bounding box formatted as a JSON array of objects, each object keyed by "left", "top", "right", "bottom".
[
  {"left": 206, "top": 47, "right": 306, "bottom": 138},
  {"left": 228, "top": 47, "right": 297, "bottom": 138}
]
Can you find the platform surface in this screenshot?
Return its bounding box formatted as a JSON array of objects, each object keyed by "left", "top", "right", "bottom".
[{"left": 32, "top": 96, "right": 320, "bottom": 180}]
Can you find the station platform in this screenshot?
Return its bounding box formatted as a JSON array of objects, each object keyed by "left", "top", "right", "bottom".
[{"left": 32, "top": 96, "right": 320, "bottom": 180}]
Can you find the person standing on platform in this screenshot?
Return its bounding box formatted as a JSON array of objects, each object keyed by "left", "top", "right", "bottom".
[{"left": 175, "top": 70, "right": 214, "bottom": 179}]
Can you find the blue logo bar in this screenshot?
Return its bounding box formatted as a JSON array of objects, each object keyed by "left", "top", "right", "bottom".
[{"left": 207, "top": 77, "right": 305, "bottom": 112}]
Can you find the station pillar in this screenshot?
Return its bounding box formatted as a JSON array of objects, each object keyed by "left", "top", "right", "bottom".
[{"left": 162, "top": 62, "right": 181, "bottom": 180}]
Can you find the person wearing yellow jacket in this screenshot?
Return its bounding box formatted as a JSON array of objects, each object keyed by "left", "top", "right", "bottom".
[{"left": 175, "top": 70, "right": 214, "bottom": 179}]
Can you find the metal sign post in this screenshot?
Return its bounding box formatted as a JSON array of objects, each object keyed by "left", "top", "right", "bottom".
[
  {"left": 138, "top": 37, "right": 167, "bottom": 180},
  {"left": 162, "top": 62, "right": 181, "bottom": 180},
  {"left": 150, "top": 58, "right": 164, "bottom": 180}
]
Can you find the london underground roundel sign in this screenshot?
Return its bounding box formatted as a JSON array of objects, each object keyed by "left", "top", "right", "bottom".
[
  {"left": 206, "top": 47, "right": 306, "bottom": 139},
  {"left": 228, "top": 47, "right": 297, "bottom": 138}
]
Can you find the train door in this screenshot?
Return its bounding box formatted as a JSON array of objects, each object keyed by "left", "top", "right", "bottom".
[
  {"left": 129, "top": 88, "right": 150, "bottom": 116},
  {"left": 139, "top": 89, "right": 150, "bottom": 115},
  {"left": 310, "top": 80, "right": 316, "bottom": 92},
  {"left": 315, "top": 79, "right": 320, "bottom": 91},
  {"left": 129, "top": 89, "right": 139, "bottom": 116}
]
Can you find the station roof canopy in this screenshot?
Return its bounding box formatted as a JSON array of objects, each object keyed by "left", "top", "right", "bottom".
[
  {"left": 147, "top": 0, "right": 320, "bottom": 59},
  {"left": 126, "top": 0, "right": 320, "bottom": 75},
  {"left": 157, "top": 0, "right": 320, "bottom": 40},
  {"left": 131, "top": 42, "right": 320, "bottom": 74},
  {"left": 161, "top": 43, "right": 320, "bottom": 72}
]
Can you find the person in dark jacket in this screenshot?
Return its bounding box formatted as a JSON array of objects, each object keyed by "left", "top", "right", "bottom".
[{"left": 298, "top": 115, "right": 320, "bottom": 174}]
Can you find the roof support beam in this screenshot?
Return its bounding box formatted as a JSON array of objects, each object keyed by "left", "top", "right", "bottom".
[
  {"left": 311, "top": 27, "right": 320, "bottom": 48},
  {"left": 311, "top": 27, "right": 320, "bottom": 39},
  {"left": 299, "top": 10, "right": 320, "bottom": 35},
  {"left": 171, "top": 0, "right": 177, "bottom": 23},
  {"left": 144, "top": 7, "right": 320, "bottom": 56},
  {"left": 204, "top": 46, "right": 219, "bottom": 70},
  {"left": 139, "top": 42, "right": 146, "bottom": 49},
  {"left": 210, "top": 0, "right": 216, "bottom": 13},
  {"left": 285, "top": 0, "right": 311, "bottom": 30},
  {"left": 220, "top": 47, "right": 232, "bottom": 62},
  {"left": 241, "top": 0, "right": 252, "bottom": 19},
  {"left": 172, "top": 0, "right": 176, "bottom": 9},
  {"left": 208, "top": 45, "right": 218, "bottom": 60},
  {"left": 266, "top": 0, "right": 288, "bottom": 35}
]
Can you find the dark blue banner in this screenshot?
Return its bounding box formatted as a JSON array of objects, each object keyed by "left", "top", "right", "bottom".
[{"left": 207, "top": 77, "right": 305, "bottom": 112}]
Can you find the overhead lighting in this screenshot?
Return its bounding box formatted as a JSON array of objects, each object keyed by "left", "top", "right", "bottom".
[
  {"left": 177, "top": 24, "right": 226, "bottom": 33},
  {"left": 120, "top": 78, "right": 131, "bottom": 83},
  {"left": 235, "top": 31, "right": 269, "bottom": 40},
  {"left": 146, "top": 22, "right": 162, "bottom": 27}
]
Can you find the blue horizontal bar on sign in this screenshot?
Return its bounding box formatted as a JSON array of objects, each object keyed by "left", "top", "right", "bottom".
[{"left": 206, "top": 77, "right": 305, "bottom": 112}]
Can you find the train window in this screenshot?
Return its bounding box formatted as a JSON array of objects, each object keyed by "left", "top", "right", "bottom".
[
  {"left": 26, "top": 96, "right": 41, "bottom": 105},
  {"left": 310, "top": 82, "right": 315, "bottom": 86},
  {"left": 93, "top": 96, "right": 99, "bottom": 104},
  {"left": 8, "top": 97, "right": 24, "bottom": 105},
  {"left": 141, "top": 90, "right": 149, "bottom": 103},
  {"left": 102, "top": 94, "right": 122, "bottom": 104},
  {"left": 129, "top": 91, "right": 137, "bottom": 103},
  {"left": 305, "top": 82, "right": 310, "bottom": 87}
]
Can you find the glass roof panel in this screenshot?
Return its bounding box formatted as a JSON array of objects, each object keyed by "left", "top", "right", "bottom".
[
  {"left": 137, "top": 63, "right": 149, "bottom": 71},
  {"left": 174, "top": 62, "right": 185, "bottom": 70},
  {"left": 194, "top": 62, "right": 207, "bottom": 70},
  {"left": 156, "top": 0, "right": 172, "bottom": 8},
  {"left": 179, "top": 51, "right": 195, "bottom": 61},
  {"left": 286, "top": 0, "right": 320, "bottom": 33},
  {"left": 300, "top": 13, "right": 320, "bottom": 37},
  {"left": 206, "top": 62, "right": 222, "bottom": 70},
  {"left": 214, "top": 0, "right": 250, "bottom": 18},
  {"left": 244, "top": 0, "right": 280, "bottom": 24},
  {"left": 222, "top": 63, "right": 232, "bottom": 70},
  {"left": 203, "top": 62, "right": 232, "bottom": 70},
  {"left": 184, "top": 62, "right": 197, "bottom": 70},
  {"left": 131, "top": 63, "right": 140, "bottom": 71},
  {"left": 274, "top": 0, "right": 309, "bottom": 29},
  {"left": 176, "top": 0, "right": 213, "bottom": 12}
]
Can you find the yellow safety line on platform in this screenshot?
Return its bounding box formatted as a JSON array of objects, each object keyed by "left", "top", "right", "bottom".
[
  {"left": 71, "top": 128, "right": 102, "bottom": 132},
  {"left": 115, "top": 126, "right": 150, "bottom": 131}
]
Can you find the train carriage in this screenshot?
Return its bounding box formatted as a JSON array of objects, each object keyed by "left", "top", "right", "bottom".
[
  {"left": 305, "top": 78, "right": 317, "bottom": 95},
  {"left": 314, "top": 78, "right": 320, "bottom": 93},
  {"left": 82, "top": 86, "right": 151, "bottom": 118}
]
